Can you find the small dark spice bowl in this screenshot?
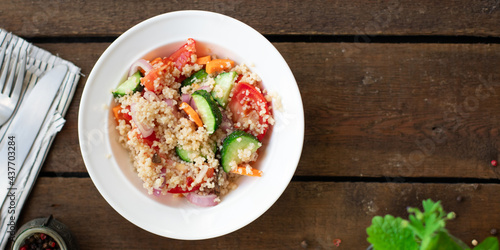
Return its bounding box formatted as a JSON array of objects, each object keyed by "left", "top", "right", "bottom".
[{"left": 11, "top": 215, "right": 77, "bottom": 250}]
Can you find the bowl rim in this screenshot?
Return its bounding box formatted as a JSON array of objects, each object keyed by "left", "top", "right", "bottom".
[{"left": 78, "top": 10, "right": 304, "bottom": 240}]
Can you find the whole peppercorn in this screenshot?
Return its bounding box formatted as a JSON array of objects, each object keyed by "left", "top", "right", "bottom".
[
  {"left": 20, "top": 233, "right": 59, "bottom": 250},
  {"left": 491, "top": 160, "right": 498, "bottom": 167},
  {"left": 152, "top": 153, "right": 161, "bottom": 164},
  {"left": 472, "top": 239, "right": 478, "bottom": 246},
  {"left": 300, "top": 240, "right": 308, "bottom": 248}
]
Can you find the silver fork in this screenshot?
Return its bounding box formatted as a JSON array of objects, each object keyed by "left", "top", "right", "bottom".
[{"left": 0, "top": 37, "right": 26, "bottom": 126}]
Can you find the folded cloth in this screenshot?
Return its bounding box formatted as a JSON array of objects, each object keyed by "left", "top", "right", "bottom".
[{"left": 0, "top": 29, "right": 81, "bottom": 248}]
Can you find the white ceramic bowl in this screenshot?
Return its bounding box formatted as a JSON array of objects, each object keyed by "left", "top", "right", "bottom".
[{"left": 78, "top": 10, "right": 304, "bottom": 240}]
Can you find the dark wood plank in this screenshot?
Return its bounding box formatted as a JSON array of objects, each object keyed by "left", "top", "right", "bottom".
[
  {"left": 39, "top": 42, "right": 500, "bottom": 179},
  {"left": 14, "top": 178, "right": 500, "bottom": 249},
  {"left": 285, "top": 43, "right": 500, "bottom": 178},
  {"left": 2, "top": 0, "right": 499, "bottom": 37}
]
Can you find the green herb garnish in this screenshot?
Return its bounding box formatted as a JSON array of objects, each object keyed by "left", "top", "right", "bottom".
[{"left": 366, "top": 199, "right": 499, "bottom": 250}]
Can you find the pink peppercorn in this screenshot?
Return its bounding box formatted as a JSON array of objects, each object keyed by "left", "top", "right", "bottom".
[
  {"left": 333, "top": 239, "right": 341, "bottom": 247},
  {"left": 492, "top": 160, "right": 498, "bottom": 167}
]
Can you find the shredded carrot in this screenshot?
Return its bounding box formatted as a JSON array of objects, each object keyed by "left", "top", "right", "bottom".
[
  {"left": 231, "top": 164, "right": 262, "bottom": 177},
  {"left": 195, "top": 55, "right": 211, "bottom": 65},
  {"left": 150, "top": 57, "right": 163, "bottom": 65},
  {"left": 180, "top": 102, "right": 203, "bottom": 127},
  {"left": 206, "top": 167, "right": 215, "bottom": 178},
  {"left": 112, "top": 105, "right": 122, "bottom": 121},
  {"left": 113, "top": 105, "right": 132, "bottom": 122},
  {"left": 205, "top": 59, "right": 235, "bottom": 74}
]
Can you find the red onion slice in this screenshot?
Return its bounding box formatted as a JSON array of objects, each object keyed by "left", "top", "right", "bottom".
[
  {"left": 181, "top": 93, "right": 191, "bottom": 104},
  {"left": 130, "top": 103, "right": 154, "bottom": 137},
  {"left": 129, "top": 59, "right": 153, "bottom": 77},
  {"left": 143, "top": 90, "right": 160, "bottom": 102},
  {"left": 153, "top": 189, "right": 162, "bottom": 197},
  {"left": 189, "top": 98, "right": 197, "bottom": 111},
  {"left": 152, "top": 168, "right": 167, "bottom": 197},
  {"left": 164, "top": 99, "right": 175, "bottom": 107},
  {"left": 220, "top": 111, "right": 233, "bottom": 132},
  {"left": 180, "top": 93, "right": 197, "bottom": 111},
  {"left": 186, "top": 193, "right": 219, "bottom": 207},
  {"left": 164, "top": 99, "right": 180, "bottom": 118}
]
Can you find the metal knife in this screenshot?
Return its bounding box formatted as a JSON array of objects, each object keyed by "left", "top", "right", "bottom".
[{"left": 0, "top": 64, "right": 68, "bottom": 203}]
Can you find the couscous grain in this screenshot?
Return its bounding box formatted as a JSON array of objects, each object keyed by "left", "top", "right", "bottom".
[{"left": 112, "top": 38, "right": 275, "bottom": 206}]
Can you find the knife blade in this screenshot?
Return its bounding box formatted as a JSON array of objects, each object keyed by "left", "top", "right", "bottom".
[{"left": 0, "top": 64, "right": 67, "bottom": 203}]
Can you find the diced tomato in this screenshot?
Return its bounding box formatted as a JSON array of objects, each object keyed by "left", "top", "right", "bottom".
[
  {"left": 167, "top": 177, "right": 201, "bottom": 193},
  {"left": 141, "top": 39, "right": 196, "bottom": 92},
  {"left": 235, "top": 74, "right": 243, "bottom": 83},
  {"left": 141, "top": 69, "right": 160, "bottom": 92},
  {"left": 141, "top": 131, "right": 158, "bottom": 147},
  {"left": 176, "top": 75, "right": 186, "bottom": 84},
  {"left": 228, "top": 82, "right": 271, "bottom": 141},
  {"left": 167, "top": 38, "right": 196, "bottom": 70},
  {"left": 121, "top": 106, "right": 132, "bottom": 121}
]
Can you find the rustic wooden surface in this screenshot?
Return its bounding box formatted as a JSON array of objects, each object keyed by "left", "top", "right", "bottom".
[
  {"left": 16, "top": 179, "right": 499, "bottom": 249},
  {"left": 1, "top": 0, "right": 500, "bottom": 37},
  {"left": 40, "top": 42, "right": 500, "bottom": 179},
  {"left": 4, "top": 0, "right": 500, "bottom": 249}
]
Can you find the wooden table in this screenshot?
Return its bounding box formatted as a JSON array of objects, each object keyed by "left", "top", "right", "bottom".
[{"left": 3, "top": 1, "right": 500, "bottom": 249}]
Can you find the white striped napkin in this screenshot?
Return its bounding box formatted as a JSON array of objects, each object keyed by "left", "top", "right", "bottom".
[{"left": 0, "top": 29, "right": 81, "bottom": 248}]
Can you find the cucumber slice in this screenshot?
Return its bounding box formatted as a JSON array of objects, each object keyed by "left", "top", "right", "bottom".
[
  {"left": 221, "top": 130, "right": 261, "bottom": 172},
  {"left": 192, "top": 90, "right": 222, "bottom": 134},
  {"left": 112, "top": 71, "right": 143, "bottom": 97},
  {"left": 175, "top": 146, "right": 199, "bottom": 162},
  {"left": 176, "top": 142, "right": 217, "bottom": 163},
  {"left": 182, "top": 69, "right": 208, "bottom": 86},
  {"left": 212, "top": 71, "right": 237, "bottom": 108}
]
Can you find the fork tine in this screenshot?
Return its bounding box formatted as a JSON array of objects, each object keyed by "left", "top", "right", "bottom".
[
  {"left": 10, "top": 48, "right": 26, "bottom": 102},
  {"left": 0, "top": 33, "right": 10, "bottom": 68},
  {"left": 0, "top": 42, "right": 7, "bottom": 70},
  {"left": 3, "top": 44, "right": 19, "bottom": 96},
  {"left": 2, "top": 41, "right": 21, "bottom": 96},
  {"left": 0, "top": 40, "right": 14, "bottom": 92}
]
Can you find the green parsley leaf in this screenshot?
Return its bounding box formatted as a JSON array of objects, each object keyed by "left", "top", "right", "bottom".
[
  {"left": 406, "top": 199, "right": 455, "bottom": 249},
  {"left": 366, "top": 199, "right": 500, "bottom": 250},
  {"left": 366, "top": 215, "right": 418, "bottom": 250},
  {"left": 473, "top": 237, "right": 499, "bottom": 250},
  {"left": 424, "top": 231, "right": 464, "bottom": 250}
]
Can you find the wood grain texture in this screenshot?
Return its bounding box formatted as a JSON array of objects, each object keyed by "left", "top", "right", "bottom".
[
  {"left": 7, "top": 2, "right": 500, "bottom": 250},
  {"left": 287, "top": 42, "right": 500, "bottom": 178},
  {"left": 13, "top": 178, "right": 499, "bottom": 249},
  {"left": 38, "top": 42, "right": 500, "bottom": 179},
  {"left": 1, "top": 0, "right": 499, "bottom": 37}
]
